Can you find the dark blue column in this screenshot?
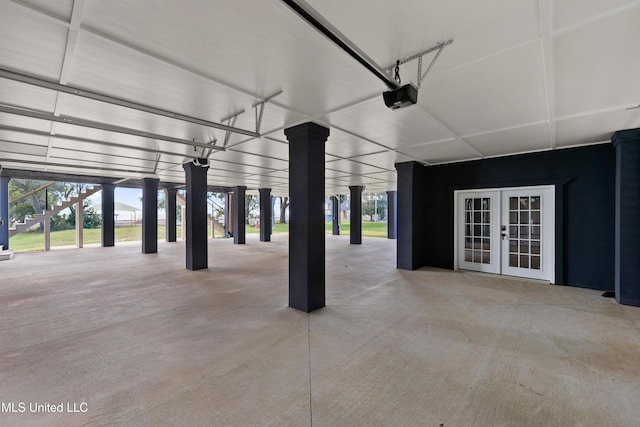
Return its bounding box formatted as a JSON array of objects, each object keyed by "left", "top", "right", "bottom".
[
  {"left": 183, "top": 161, "right": 209, "bottom": 270},
  {"left": 395, "top": 162, "right": 427, "bottom": 270},
  {"left": 612, "top": 128, "right": 640, "bottom": 307},
  {"left": 349, "top": 185, "right": 363, "bottom": 244},
  {"left": 142, "top": 178, "right": 159, "bottom": 254},
  {"left": 386, "top": 190, "right": 397, "bottom": 239},
  {"left": 286, "top": 122, "right": 330, "bottom": 313},
  {"left": 101, "top": 183, "right": 115, "bottom": 247},
  {"left": 259, "top": 188, "right": 272, "bottom": 242},
  {"left": 165, "top": 188, "right": 177, "bottom": 243},
  {"left": 233, "top": 186, "right": 246, "bottom": 244},
  {"left": 224, "top": 192, "right": 231, "bottom": 237},
  {"left": 331, "top": 195, "right": 340, "bottom": 235},
  {"left": 0, "top": 175, "right": 9, "bottom": 250}
]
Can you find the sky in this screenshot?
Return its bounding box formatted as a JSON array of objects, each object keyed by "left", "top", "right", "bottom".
[{"left": 89, "top": 187, "right": 142, "bottom": 210}]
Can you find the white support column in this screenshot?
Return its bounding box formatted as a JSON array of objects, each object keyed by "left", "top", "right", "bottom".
[
  {"left": 76, "top": 200, "right": 83, "bottom": 248},
  {"left": 44, "top": 217, "right": 51, "bottom": 251},
  {"left": 181, "top": 205, "right": 186, "bottom": 240}
]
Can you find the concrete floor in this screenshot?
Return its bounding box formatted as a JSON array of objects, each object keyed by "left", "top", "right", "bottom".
[{"left": 1, "top": 233, "right": 639, "bottom": 427}]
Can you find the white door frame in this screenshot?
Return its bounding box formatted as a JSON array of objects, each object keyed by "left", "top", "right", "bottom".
[{"left": 454, "top": 185, "right": 555, "bottom": 283}]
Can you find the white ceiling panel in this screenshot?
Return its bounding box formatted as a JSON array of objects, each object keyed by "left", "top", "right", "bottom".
[
  {"left": 0, "top": 80, "right": 59, "bottom": 112},
  {"left": 325, "top": 98, "right": 452, "bottom": 149},
  {"left": 553, "top": 0, "right": 639, "bottom": 33},
  {"left": 555, "top": 110, "right": 640, "bottom": 148},
  {"left": 0, "top": 112, "right": 54, "bottom": 133},
  {"left": 48, "top": 150, "right": 159, "bottom": 172},
  {"left": 325, "top": 128, "right": 387, "bottom": 158},
  {"left": 68, "top": 31, "right": 253, "bottom": 125},
  {"left": 50, "top": 136, "right": 167, "bottom": 160},
  {"left": 209, "top": 150, "right": 288, "bottom": 171},
  {"left": 0, "top": 129, "right": 50, "bottom": 146},
  {"left": 307, "top": 0, "right": 541, "bottom": 74},
  {"left": 465, "top": 123, "right": 552, "bottom": 157},
  {"left": 16, "top": 0, "right": 74, "bottom": 21},
  {"left": 0, "top": 1, "right": 68, "bottom": 80},
  {"left": 399, "top": 140, "right": 481, "bottom": 164},
  {"left": 347, "top": 151, "right": 414, "bottom": 171},
  {"left": 326, "top": 159, "right": 387, "bottom": 176},
  {"left": 362, "top": 171, "right": 398, "bottom": 185},
  {"left": 0, "top": 139, "right": 48, "bottom": 157},
  {"left": 553, "top": 7, "right": 640, "bottom": 117},
  {"left": 57, "top": 93, "right": 222, "bottom": 143},
  {"left": 423, "top": 42, "right": 549, "bottom": 136},
  {"left": 227, "top": 138, "right": 289, "bottom": 161},
  {"left": 80, "top": 0, "right": 382, "bottom": 116},
  {"left": 49, "top": 123, "right": 193, "bottom": 154}
]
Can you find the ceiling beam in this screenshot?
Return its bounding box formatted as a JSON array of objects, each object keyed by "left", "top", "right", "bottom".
[
  {"left": 0, "top": 68, "right": 259, "bottom": 138},
  {"left": 47, "top": 0, "right": 86, "bottom": 169},
  {"left": 0, "top": 124, "right": 203, "bottom": 159},
  {"left": 0, "top": 157, "right": 155, "bottom": 176},
  {"left": 537, "top": 0, "right": 556, "bottom": 149},
  {"left": 0, "top": 105, "right": 226, "bottom": 151}
]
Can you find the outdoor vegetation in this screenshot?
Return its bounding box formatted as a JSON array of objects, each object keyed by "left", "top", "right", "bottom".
[
  {"left": 10, "top": 221, "right": 387, "bottom": 252},
  {"left": 8, "top": 180, "right": 101, "bottom": 231},
  {"left": 7, "top": 181, "right": 390, "bottom": 253}
]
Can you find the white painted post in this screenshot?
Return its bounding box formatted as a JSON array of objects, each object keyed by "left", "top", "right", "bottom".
[
  {"left": 76, "top": 200, "right": 83, "bottom": 248},
  {"left": 44, "top": 217, "right": 50, "bottom": 251},
  {"left": 181, "top": 205, "right": 186, "bottom": 240}
]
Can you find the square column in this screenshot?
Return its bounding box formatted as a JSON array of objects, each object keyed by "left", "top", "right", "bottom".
[
  {"left": 183, "top": 161, "right": 209, "bottom": 270},
  {"left": 142, "top": 178, "right": 159, "bottom": 254},
  {"left": 101, "top": 183, "right": 115, "bottom": 247},
  {"left": 224, "top": 192, "right": 231, "bottom": 237},
  {"left": 331, "top": 195, "right": 340, "bottom": 235},
  {"left": 612, "top": 128, "right": 640, "bottom": 306},
  {"left": 233, "top": 186, "right": 246, "bottom": 244},
  {"left": 395, "top": 162, "right": 427, "bottom": 270},
  {"left": 165, "top": 188, "right": 177, "bottom": 242},
  {"left": 286, "top": 122, "right": 330, "bottom": 313},
  {"left": 349, "top": 186, "right": 363, "bottom": 244},
  {"left": 259, "top": 188, "right": 272, "bottom": 242},
  {"left": 76, "top": 200, "right": 84, "bottom": 248},
  {"left": 386, "top": 190, "right": 397, "bottom": 239},
  {"left": 0, "top": 176, "right": 10, "bottom": 250}
]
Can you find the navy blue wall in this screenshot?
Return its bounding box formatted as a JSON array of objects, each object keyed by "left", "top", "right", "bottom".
[{"left": 412, "top": 143, "right": 615, "bottom": 290}]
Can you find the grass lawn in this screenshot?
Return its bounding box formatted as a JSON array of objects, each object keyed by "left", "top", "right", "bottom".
[{"left": 9, "top": 221, "right": 389, "bottom": 252}]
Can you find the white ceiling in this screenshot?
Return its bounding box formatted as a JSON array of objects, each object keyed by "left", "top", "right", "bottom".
[{"left": 1, "top": 0, "right": 639, "bottom": 195}]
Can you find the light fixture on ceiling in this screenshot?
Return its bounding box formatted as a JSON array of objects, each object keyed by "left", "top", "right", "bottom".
[{"left": 279, "top": 0, "right": 452, "bottom": 110}]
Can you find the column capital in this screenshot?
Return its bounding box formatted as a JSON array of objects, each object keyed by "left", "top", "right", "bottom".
[
  {"left": 182, "top": 160, "right": 210, "bottom": 172},
  {"left": 395, "top": 160, "right": 423, "bottom": 172},
  {"left": 284, "top": 122, "right": 330, "bottom": 142},
  {"left": 612, "top": 128, "right": 640, "bottom": 148}
]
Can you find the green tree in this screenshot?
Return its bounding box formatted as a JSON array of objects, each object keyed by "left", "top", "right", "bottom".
[
  {"left": 362, "top": 193, "right": 387, "bottom": 221},
  {"left": 278, "top": 197, "right": 289, "bottom": 223},
  {"left": 246, "top": 194, "right": 259, "bottom": 224},
  {"left": 60, "top": 199, "right": 102, "bottom": 230}
]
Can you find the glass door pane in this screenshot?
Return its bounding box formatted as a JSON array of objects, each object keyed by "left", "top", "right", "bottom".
[
  {"left": 501, "top": 187, "right": 554, "bottom": 281},
  {"left": 457, "top": 191, "right": 500, "bottom": 274}
]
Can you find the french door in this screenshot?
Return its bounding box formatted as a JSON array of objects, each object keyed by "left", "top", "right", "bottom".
[{"left": 456, "top": 186, "right": 554, "bottom": 282}]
